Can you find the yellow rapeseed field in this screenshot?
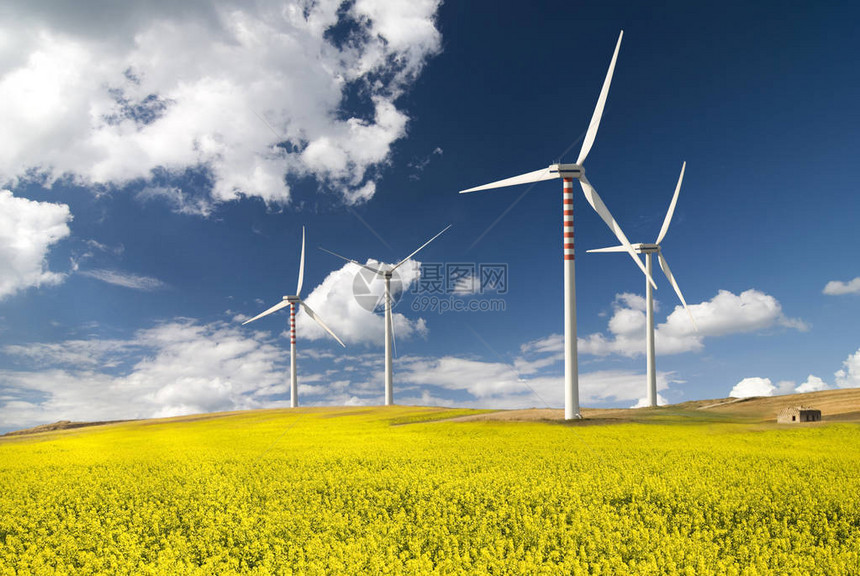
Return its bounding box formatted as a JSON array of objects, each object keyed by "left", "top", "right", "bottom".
[{"left": 1, "top": 406, "right": 858, "bottom": 575}]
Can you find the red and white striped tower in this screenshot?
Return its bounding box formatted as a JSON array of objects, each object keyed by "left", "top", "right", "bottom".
[
  {"left": 289, "top": 301, "right": 298, "bottom": 408},
  {"left": 563, "top": 177, "right": 580, "bottom": 419},
  {"left": 459, "top": 32, "right": 654, "bottom": 421},
  {"left": 243, "top": 227, "right": 346, "bottom": 409}
]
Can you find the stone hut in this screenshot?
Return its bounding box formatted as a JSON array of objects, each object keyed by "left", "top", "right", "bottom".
[{"left": 777, "top": 406, "right": 821, "bottom": 424}]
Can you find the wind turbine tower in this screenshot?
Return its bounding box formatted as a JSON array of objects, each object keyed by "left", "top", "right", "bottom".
[
  {"left": 321, "top": 225, "right": 451, "bottom": 406},
  {"left": 588, "top": 162, "right": 697, "bottom": 407},
  {"left": 459, "top": 31, "right": 654, "bottom": 419},
  {"left": 243, "top": 227, "right": 346, "bottom": 407}
]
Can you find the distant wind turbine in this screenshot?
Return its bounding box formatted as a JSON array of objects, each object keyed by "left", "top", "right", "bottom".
[
  {"left": 320, "top": 224, "right": 451, "bottom": 406},
  {"left": 459, "top": 30, "right": 653, "bottom": 420},
  {"left": 588, "top": 162, "right": 697, "bottom": 407},
  {"left": 243, "top": 227, "right": 345, "bottom": 408}
]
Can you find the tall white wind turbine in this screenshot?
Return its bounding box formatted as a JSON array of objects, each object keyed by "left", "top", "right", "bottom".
[
  {"left": 459, "top": 31, "right": 653, "bottom": 420},
  {"left": 243, "top": 227, "right": 345, "bottom": 408},
  {"left": 320, "top": 225, "right": 451, "bottom": 406},
  {"left": 588, "top": 162, "right": 697, "bottom": 407}
]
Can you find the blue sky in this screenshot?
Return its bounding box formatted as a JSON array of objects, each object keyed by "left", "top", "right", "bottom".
[{"left": 1, "top": 0, "right": 859, "bottom": 431}]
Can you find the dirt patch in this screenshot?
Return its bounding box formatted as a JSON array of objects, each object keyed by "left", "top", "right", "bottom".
[
  {"left": 433, "top": 389, "right": 860, "bottom": 425},
  {"left": 690, "top": 389, "right": 860, "bottom": 421},
  {"left": 3, "top": 419, "right": 134, "bottom": 437}
]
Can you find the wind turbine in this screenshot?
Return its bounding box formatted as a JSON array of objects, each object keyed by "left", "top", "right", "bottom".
[
  {"left": 459, "top": 30, "right": 654, "bottom": 420},
  {"left": 320, "top": 224, "right": 451, "bottom": 406},
  {"left": 588, "top": 162, "right": 697, "bottom": 407},
  {"left": 243, "top": 227, "right": 345, "bottom": 408}
]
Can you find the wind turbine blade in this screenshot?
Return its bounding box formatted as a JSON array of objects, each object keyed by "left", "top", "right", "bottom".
[
  {"left": 388, "top": 299, "right": 398, "bottom": 358},
  {"left": 459, "top": 167, "right": 556, "bottom": 194},
  {"left": 586, "top": 245, "right": 627, "bottom": 253},
  {"left": 579, "top": 176, "right": 656, "bottom": 289},
  {"left": 319, "top": 247, "right": 383, "bottom": 275},
  {"left": 299, "top": 301, "right": 346, "bottom": 347},
  {"left": 656, "top": 161, "right": 686, "bottom": 245},
  {"left": 242, "top": 299, "right": 290, "bottom": 325},
  {"left": 296, "top": 227, "right": 306, "bottom": 296},
  {"left": 577, "top": 31, "right": 623, "bottom": 165},
  {"left": 658, "top": 252, "right": 698, "bottom": 331},
  {"left": 392, "top": 224, "right": 452, "bottom": 271}
]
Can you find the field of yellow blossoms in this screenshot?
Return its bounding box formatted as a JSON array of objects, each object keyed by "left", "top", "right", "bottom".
[{"left": 1, "top": 406, "right": 858, "bottom": 575}]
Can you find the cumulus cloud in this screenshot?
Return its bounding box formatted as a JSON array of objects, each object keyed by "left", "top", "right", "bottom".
[
  {"left": 0, "top": 315, "right": 687, "bottom": 430},
  {"left": 274, "top": 259, "right": 428, "bottom": 346},
  {"left": 281, "top": 331, "right": 683, "bottom": 411},
  {"left": 78, "top": 268, "right": 167, "bottom": 291},
  {"left": 632, "top": 393, "right": 668, "bottom": 408},
  {"left": 773, "top": 380, "right": 797, "bottom": 395},
  {"left": 0, "top": 0, "right": 442, "bottom": 210},
  {"left": 724, "top": 351, "right": 860, "bottom": 399},
  {"left": 0, "top": 189, "right": 72, "bottom": 299},
  {"left": 730, "top": 377, "right": 775, "bottom": 398},
  {"left": 616, "top": 292, "right": 649, "bottom": 312},
  {"left": 579, "top": 289, "right": 807, "bottom": 357},
  {"left": 796, "top": 375, "right": 829, "bottom": 394},
  {"left": 835, "top": 348, "right": 860, "bottom": 388},
  {"left": 823, "top": 277, "right": 860, "bottom": 295},
  {"left": 397, "top": 343, "right": 678, "bottom": 410},
  {"left": 0, "top": 320, "right": 288, "bottom": 429}
]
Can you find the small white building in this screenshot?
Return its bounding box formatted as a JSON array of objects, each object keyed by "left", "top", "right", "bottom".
[{"left": 777, "top": 406, "right": 821, "bottom": 424}]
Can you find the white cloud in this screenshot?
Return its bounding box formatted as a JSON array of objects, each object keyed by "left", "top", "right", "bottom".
[
  {"left": 616, "top": 292, "right": 649, "bottom": 312},
  {"left": 579, "top": 289, "right": 807, "bottom": 358},
  {"left": 3, "top": 338, "right": 137, "bottom": 369},
  {"left": 70, "top": 239, "right": 125, "bottom": 273},
  {"left": 666, "top": 288, "right": 808, "bottom": 338},
  {"left": 396, "top": 351, "right": 678, "bottom": 410},
  {"left": 0, "top": 0, "right": 442, "bottom": 209},
  {"left": 796, "top": 375, "right": 829, "bottom": 394},
  {"left": 78, "top": 268, "right": 166, "bottom": 291},
  {"left": 632, "top": 393, "right": 667, "bottom": 408},
  {"left": 823, "top": 277, "right": 860, "bottom": 295},
  {"left": 774, "top": 380, "right": 797, "bottom": 395},
  {"left": 0, "top": 189, "right": 72, "bottom": 299},
  {"left": 283, "top": 259, "right": 427, "bottom": 346},
  {"left": 581, "top": 370, "right": 674, "bottom": 407},
  {"left": 730, "top": 377, "right": 775, "bottom": 398},
  {"left": 520, "top": 334, "right": 563, "bottom": 355},
  {"left": 137, "top": 186, "right": 214, "bottom": 217},
  {"left": 0, "top": 320, "right": 288, "bottom": 429},
  {"left": 0, "top": 316, "right": 689, "bottom": 430},
  {"left": 835, "top": 348, "right": 860, "bottom": 388}
]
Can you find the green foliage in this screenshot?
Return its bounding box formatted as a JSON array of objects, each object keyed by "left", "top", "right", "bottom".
[{"left": 1, "top": 407, "right": 858, "bottom": 575}]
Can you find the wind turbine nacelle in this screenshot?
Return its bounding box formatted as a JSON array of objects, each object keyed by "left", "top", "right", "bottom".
[
  {"left": 550, "top": 164, "right": 584, "bottom": 178},
  {"left": 637, "top": 243, "right": 660, "bottom": 253},
  {"left": 283, "top": 295, "right": 300, "bottom": 303}
]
